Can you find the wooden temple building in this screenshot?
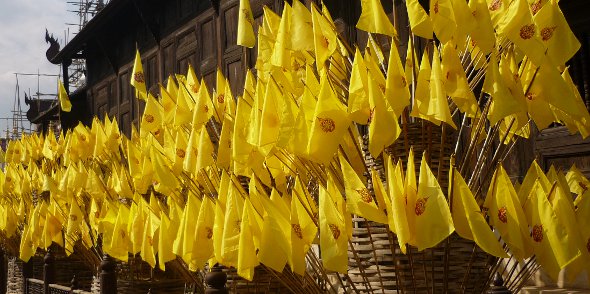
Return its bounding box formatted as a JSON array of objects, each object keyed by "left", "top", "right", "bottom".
[{"left": 6, "top": 0, "right": 590, "bottom": 293}]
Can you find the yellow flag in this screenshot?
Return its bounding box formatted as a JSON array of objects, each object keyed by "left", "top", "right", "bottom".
[
  {"left": 190, "top": 196, "right": 215, "bottom": 270},
  {"left": 192, "top": 80, "right": 214, "bottom": 128},
  {"left": 566, "top": 164, "right": 590, "bottom": 197},
  {"left": 450, "top": 0, "right": 476, "bottom": 42},
  {"left": 483, "top": 53, "right": 522, "bottom": 125},
  {"left": 356, "top": 0, "right": 396, "bottom": 36},
  {"left": 319, "top": 184, "right": 348, "bottom": 274},
  {"left": 258, "top": 190, "right": 291, "bottom": 273},
  {"left": 166, "top": 75, "right": 179, "bottom": 102},
  {"left": 467, "top": 0, "right": 495, "bottom": 54},
  {"left": 258, "top": 81, "right": 282, "bottom": 156},
  {"left": 217, "top": 116, "right": 234, "bottom": 170},
  {"left": 290, "top": 0, "right": 314, "bottom": 51},
  {"left": 408, "top": 152, "right": 454, "bottom": 251},
  {"left": 216, "top": 75, "right": 233, "bottom": 120},
  {"left": 533, "top": 2, "right": 580, "bottom": 67},
  {"left": 140, "top": 209, "right": 160, "bottom": 268},
  {"left": 141, "top": 94, "right": 163, "bottom": 135},
  {"left": 524, "top": 182, "right": 581, "bottom": 280},
  {"left": 430, "top": 0, "right": 456, "bottom": 44},
  {"left": 57, "top": 79, "right": 72, "bottom": 112},
  {"left": 106, "top": 204, "right": 130, "bottom": 262},
  {"left": 173, "top": 193, "right": 201, "bottom": 266},
  {"left": 130, "top": 49, "right": 147, "bottom": 100},
  {"left": 367, "top": 73, "right": 400, "bottom": 157},
  {"left": 289, "top": 185, "right": 317, "bottom": 275},
  {"left": 517, "top": 160, "right": 551, "bottom": 203},
  {"left": 196, "top": 125, "right": 215, "bottom": 172},
  {"left": 340, "top": 152, "right": 387, "bottom": 223},
  {"left": 174, "top": 85, "right": 194, "bottom": 128},
  {"left": 237, "top": 198, "right": 260, "bottom": 281},
  {"left": 387, "top": 157, "right": 411, "bottom": 253},
  {"left": 411, "top": 49, "right": 456, "bottom": 128},
  {"left": 450, "top": 166, "right": 508, "bottom": 258},
  {"left": 307, "top": 72, "right": 350, "bottom": 163},
  {"left": 406, "top": 0, "right": 433, "bottom": 39},
  {"left": 404, "top": 36, "right": 419, "bottom": 87},
  {"left": 567, "top": 189, "right": 590, "bottom": 282},
  {"left": 65, "top": 197, "right": 84, "bottom": 256},
  {"left": 311, "top": 3, "right": 338, "bottom": 70},
  {"left": 484, "top": 165, "right": 532, "bottom": 260},
  {"left": 442, "top": 42, "right": 478, "bottom": 117},
  {"left": 237, "top": 0, "right": 255, "bottom": 47},
  {"left": 271, "top": 3, "right": 292, "bottom": 69},
  {"left": 496, "top": 0, "right": 545, "bottom": 66},
  {"left": 157, "top": 212, "right": 176, "bottom": 271},
  {"left": 348, "top": 47, "right": 370, "bottom": 124},
  {"left": 385, "top": 39, "right": 410, "bottom": 116},
  {"left": 221, "top": 182, "right": 244, "bottom": 267}
]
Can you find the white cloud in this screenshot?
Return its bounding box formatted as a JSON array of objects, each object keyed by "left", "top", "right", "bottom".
[{"left": 0, "top": 0, "right": 79, "bottom": 136}]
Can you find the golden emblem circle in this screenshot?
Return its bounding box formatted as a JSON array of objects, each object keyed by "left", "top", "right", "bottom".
[
  {"left": 488, "top": 0, "right": 502, "bottom": 11},
  {"left": 292, "top": 224, "right": 303, "bottom": 239},
  {"left": 519, "top": 24, "right": 536, "bottom": 40},
  {"left": 176, "top": 148, "right": 186, "bottom": 158},
  {"left": 70, "top": 215, "right": 78, "bottom": 222},
  {"left": 206, "top": 227, "right": 213, "bottom": 239},
  {"left": 530, "top": 0, "right": 542, "bottom": 15},
  {"left": 356, "top": 188, "right": 373, "bottom": 203},
  {"left": 415, "top": 198, "right": 427, "bottom": 216},
  {"left": 329, "top": 223, "right": 341, "bottom": 240},
  {"left": 498, "top": 206, "right": 508, "bottom": 223},
  {"left": 134, "top": 72, "right": 145, "bottom": 84},
  {"left": 191, "top": 83, "right": 199, "bottom": 93},
  {"left": 217, "top": 94, "right": 225, "bottom": 104},
  {"left": 532, "top": 224, "right": 543, "bottom": 242},
  {"left": 145, "top": 114, "right": 155, "bottom": 123},
  {"left": 317, "top": 117, "right": 336, "bottom": 133},
  {"left": 147, "top": 236, "right": 153, "bottom": 246},
  {"left": 541, "top": 26, "right": 557, "bottom": 42},
  {"left": 433, "top": 1, "right": 439, "bottom": 13}
]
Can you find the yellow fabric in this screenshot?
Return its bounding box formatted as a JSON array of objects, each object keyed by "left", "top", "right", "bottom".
[
  {"left": 406, "top": 0, "right": 433, "bottom": 39},
  {"left": 57, "top": 79, "right": 72, "bottom": 112},
  {"left": 484, "top": 165, "right": 532, "bottom": 261},
  {"left": 533, "top": 2, "right": 580, "bottom": 67},
  {"left": 430, "top": 0, "right": 456, "bottom": 44},
  {"left": 409, "top": 152, "right": 454, "bottom": 251},
  {"left": 450, "top": 167, "right": 508, "bottom": 258},
  {"left": 367, "top": 71, "right": 400, "bottom": 157},
  {"left": 348, "top": 47, "right": 370, "bottom": 124},
  {"left": 411, "top": 49, "right": 456, "bottom": 128},
  {"left": 237, "top": 199, "right": 260, "bottom": 281},
  {"left": 385, "top": 39, "right": 410, "bottom": 116},
  {"left": 319, "top": 184, "right": 348, "bottom": 274},
  {"left": 237, "top": 0, "right": 256, "bottom": 47},
  {"left": 130, "top": 49, "right": 147, "bottom": 100},
  {"left": 356, "top": 0, "right": 397, "bottom": 36},
  {"left": 340, "top": 152, "right": 387, "bottom": 223},
  {"left": 307, "top": 72, "right": 350, "bottom": 163},
  {"left": 311, "top": 3, "right": 338, "bottom": 70},
  {"left": 524, "top": 182, "right": 581, "bottom": 280}
]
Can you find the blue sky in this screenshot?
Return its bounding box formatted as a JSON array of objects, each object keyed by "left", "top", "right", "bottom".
[{"left": 0, "top": 0, "right": 78, "bottom": 136}]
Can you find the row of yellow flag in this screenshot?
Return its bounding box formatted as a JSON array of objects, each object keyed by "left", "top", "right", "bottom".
[{"left": 19, "top": 0, "right": 590, "bottom": 283}]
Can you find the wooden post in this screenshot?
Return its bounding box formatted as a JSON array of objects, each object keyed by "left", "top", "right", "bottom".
[
  {"left": 487, "top": 273, "right": 512, "bottom": 294},
  {"left": 22, "top": 259, "right": 33, "bottom": 294},
  {"left": 205, "top": 264, "right": 227, "bottom": 294},
  {"left": 70, "top": 274, "right": 78, "bottom": 294},
  {"left": 43, "top": 248, "right": 55, "bottom": 294},
  {"left": 0, "top": 248, "right": 6, "bottom": 294},
  {"left": 100, "top": 254, "right": 117, "bottom": 294}
]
